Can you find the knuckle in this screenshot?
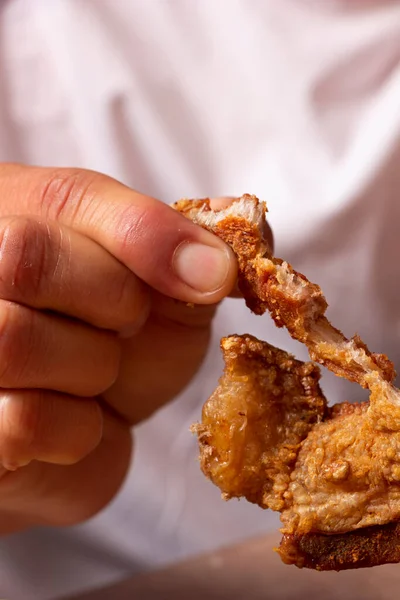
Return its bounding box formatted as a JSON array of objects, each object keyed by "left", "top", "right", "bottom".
[
  {"left": 0, "top": 217, "right": 57, "bottom": 303},
  {"left": 66, "top": 401, "right": 103, "bottom": 466},
  {"left": 90, "top": 335, "right": 122, "bottom": 395},
  {"left": 103, "top": 341, "right": 122, "bottom": 388},
  {"left": 108, "top": 268, "right": 150, "bottom": 330},
  {"left": 116, "top": 204, "right": 149, "bottom": 252},
  {"left": 114, "top": 202, "right": 201, "bottom": 295},
  {"left": 0, "top": 391, "right": 41, "bottom": 467},
  {"left": 0, "top": 303, "right": 35, "bottom": 387},
  {"left": 116, "top": 203, "right": 169, "bottom": 266},
  {"left": 110, "top": 267, "right": 137, "bottom": 307},
  {"left": 36, "top": 168, "right": 103, "bottom": 224}
]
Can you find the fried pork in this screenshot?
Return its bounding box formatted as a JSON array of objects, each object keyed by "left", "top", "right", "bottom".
[{"left": 176, "top": 195, "right": 400, "bottom": 571}]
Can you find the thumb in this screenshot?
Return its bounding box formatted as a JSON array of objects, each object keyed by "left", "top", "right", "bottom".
[{"left": 0, "top": 164, "right": 237, "bottom": 304}]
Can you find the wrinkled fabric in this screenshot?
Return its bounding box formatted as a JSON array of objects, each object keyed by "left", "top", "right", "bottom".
[{"left": 0, "top": 0, "right": 399, "bottom": 598}]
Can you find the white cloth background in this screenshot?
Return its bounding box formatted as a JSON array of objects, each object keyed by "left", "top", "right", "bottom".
[{"left": 0, "top": 0, "right": 399, "bottom": 598}]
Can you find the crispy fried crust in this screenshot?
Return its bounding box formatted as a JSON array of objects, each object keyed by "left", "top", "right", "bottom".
[
  {"left": 175, "top": 195, "right": 326, "bottom": 320},
  {"left": 175, "top": 195, "right": 275, "bottom": 315},
  {"left": 193, "top": 335, "right": 327, "bottom": 511},
  {"left": 278, "top": 522, "right": 400, "bottom": 571},
  {"left": 177, "top": 195, "right": 400, "bottom": 571},
  {"left": 174, "top": 195, "right": 395, "bottom": 387}
]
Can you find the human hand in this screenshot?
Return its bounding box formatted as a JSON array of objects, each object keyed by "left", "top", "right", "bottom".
[{"left": 0, "top": 164, "right": 238, "bottom": 532}]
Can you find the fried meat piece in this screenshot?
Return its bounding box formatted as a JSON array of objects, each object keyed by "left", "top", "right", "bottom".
[
  {"left": 175, "top": 195, "right": 395, "bottom": 388},
  {"left": 198, "top": 332, "right": 400, "bottom": 569},
  {"left": 282, "top": 382, "right": 400, "bottom": 536},
  {"left": 278, "top": 521, "right": 400, "bottom": 571},
  {"left": 175, "top": 195, "right": 400, "bottom": 570},
  {"left": 193, "top": 335, "right": 327, "bottom": 512}
]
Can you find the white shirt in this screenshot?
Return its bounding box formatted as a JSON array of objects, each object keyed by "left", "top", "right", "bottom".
[{"left": 0, "top": 1, "right": 400, "bottom": 598}]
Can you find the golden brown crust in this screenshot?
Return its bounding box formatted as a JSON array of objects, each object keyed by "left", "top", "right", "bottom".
[
  {"left": 178, "top": 195, "right": 400, "bottom": 570},
  {"left": 175, "top": 195, "right": 272, "bottom": 314},
  {"left": 174, "top": 195, "right": 326, "bottom": 321},
  {"left": 194, "top": 334, "right": 327, "bottom": 511},
  {"left": 280, "top": 385, "right": 400, "bottom": 537},
  {"left": 278, "top": 522, "right": 400, "bottom": 571},
  {"left": 175, "top": 196, "right": 394, "bottom": 387}
]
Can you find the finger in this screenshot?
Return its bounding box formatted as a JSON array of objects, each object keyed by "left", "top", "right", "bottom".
[
  {"left": 0, "top": 216, "right": 150, "bottom": 333},
  {"left": 0, "top": 390, "right": 102, "bottom": 471},
  {"left": 0, "top": 409, "right": 132, "bottom": 528},
  {"left": 149, "top": 290, "right": 218, "bottom": 329},
  {"left": 104, "top": 290, "right": 216, "bottom": 424},
  {"left": 0, "top": 164, "right": 237, "bottom": 305},
  {"left": 0, "top": 300, "right": 120, "bottom": 396}
]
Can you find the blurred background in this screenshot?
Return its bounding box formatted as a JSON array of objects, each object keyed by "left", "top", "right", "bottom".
[{"left": 0, "top": 0, "right": 400, "bottom": 598}]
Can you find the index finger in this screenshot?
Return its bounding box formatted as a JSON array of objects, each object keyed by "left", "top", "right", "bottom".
[{"left": 0, "top": 164, "right": 237, "bottom": 305}]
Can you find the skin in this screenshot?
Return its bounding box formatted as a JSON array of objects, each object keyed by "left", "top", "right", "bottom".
[{"left": 0, "top": 163, "right": 248, "bottom": 534}]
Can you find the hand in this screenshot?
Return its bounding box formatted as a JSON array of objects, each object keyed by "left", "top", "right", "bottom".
[{"left": 0, "top": 164, "right": 238, "bottom": 532}]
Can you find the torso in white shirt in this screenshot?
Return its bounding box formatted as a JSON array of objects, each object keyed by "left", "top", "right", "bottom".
[{"left": 0, "top": 1, "right": 399, "bottom": 598}]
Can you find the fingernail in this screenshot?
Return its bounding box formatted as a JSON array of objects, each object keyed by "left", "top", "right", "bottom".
[{"left": 173, "top": 242, "right": 231, "bottom": 293}]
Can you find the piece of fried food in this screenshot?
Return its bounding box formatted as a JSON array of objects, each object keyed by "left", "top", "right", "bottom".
[
  {"left": 193, "top": 335, "right": 327, "bottom": 512},
  {"left": 279, "top": 521, "right": 400, "bottom": 570},
  {"left": 175, "top": 195, "right": 394, "bottom": 387},
  {"left": 176, "top": 195, "right": 400, "bottom": 571}
]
